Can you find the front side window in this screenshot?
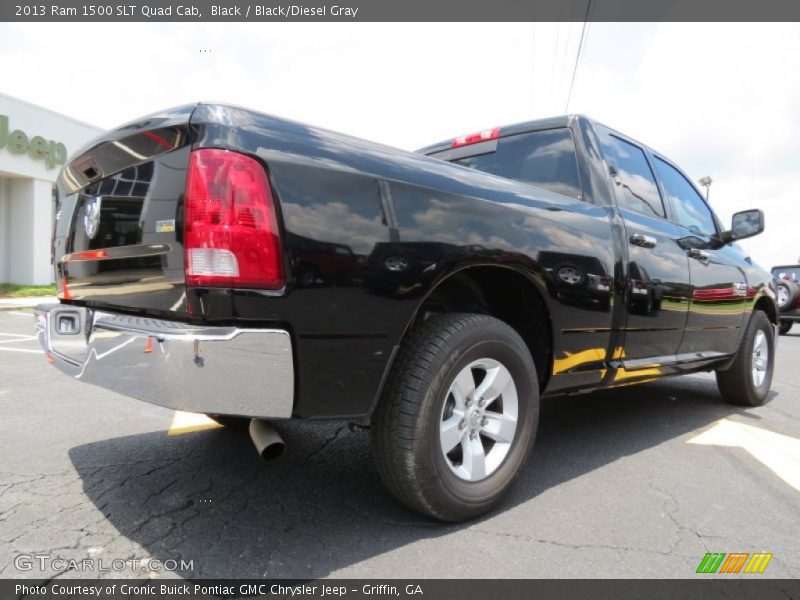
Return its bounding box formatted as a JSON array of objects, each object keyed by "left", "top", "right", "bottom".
[
  {"left": 597, "top": 130, "right": 665, "bottom": 218},
  {"left": 653, "top": 157, "right": 717, "bottom": 236},
  {"left": 451, "top": 128, "right": 582, "bottom": 199}
]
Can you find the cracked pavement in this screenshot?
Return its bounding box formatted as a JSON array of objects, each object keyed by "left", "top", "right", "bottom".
[{"left": 1, "top": 310, "right": 799, "bottom": 579}]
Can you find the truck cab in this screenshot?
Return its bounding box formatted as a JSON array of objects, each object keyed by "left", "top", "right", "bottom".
[{"left": 421, "top": 115, "right": 774, "bottom": 382}]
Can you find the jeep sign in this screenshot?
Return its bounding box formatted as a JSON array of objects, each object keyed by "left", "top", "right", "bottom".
[{"left": 0, "top": 114, "right": 67, "bottom": 169}]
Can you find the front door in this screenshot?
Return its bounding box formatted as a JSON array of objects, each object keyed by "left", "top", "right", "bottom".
[{"left": 651, "top": 155, "right": 748, "bottom": 356}]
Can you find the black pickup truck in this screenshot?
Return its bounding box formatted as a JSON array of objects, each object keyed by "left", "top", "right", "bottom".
[{"left": 36, "top": 105, "right": 777, "bottom": 521}]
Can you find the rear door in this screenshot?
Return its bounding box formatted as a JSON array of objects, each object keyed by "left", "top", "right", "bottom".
[
  {"left": 428, "top": 125, "right": 617, "bottom": 392},
  {"left": 596, "top": 127, "right": 692, "bottom": 362},
  {"left": 652, "top": 155, "right": 748, "bottom": 356}
]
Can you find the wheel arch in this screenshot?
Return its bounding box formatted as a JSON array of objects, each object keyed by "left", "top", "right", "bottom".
[
  {"left": 753, "top": 292, "right": 778, "bottom": 326},
  {"left": 399, "top": 264, "right": 554, "bottom": 393}
]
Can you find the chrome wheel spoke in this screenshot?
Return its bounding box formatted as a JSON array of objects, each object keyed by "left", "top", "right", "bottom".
[
  {"left": 450, "top": 368, "right": 475, "bottom": 408},
  {"left": 475, "top": 365, "right": 513, "bottom": 406},
  {"left": 751, "top": 330, "right": 769, "bottom": 387},
  {"left": 481, "top": 412, "right": 517, "bottom": 444},
  {"left": 440, "top": 413, "right": 465, "bottom": 453},
  {"left": 461, "top": 435, "right": 486, "bottom": 480}
]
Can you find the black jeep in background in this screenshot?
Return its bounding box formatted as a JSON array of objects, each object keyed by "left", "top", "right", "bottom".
[{"left": 772, "top": 264, "right": 800, "bottom": 334}]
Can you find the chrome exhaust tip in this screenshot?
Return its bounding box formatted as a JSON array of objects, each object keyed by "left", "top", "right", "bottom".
[{"left": 249, "top": 419, "right": 286, "bottom": 460}]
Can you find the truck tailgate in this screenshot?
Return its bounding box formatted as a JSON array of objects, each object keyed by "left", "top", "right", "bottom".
[{"left": 54, "top": 106, "right": 195, "bottom": 317}]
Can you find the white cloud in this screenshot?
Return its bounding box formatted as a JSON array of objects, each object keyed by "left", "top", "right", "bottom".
[
  {"left": 1, "top": 21, "right": 797, "bottom": 268},
  {"left": 569, "top": 22, "right": 800, "bottom": 268},
  {"left": 0, "top": 23, "right": 543, "bottom": 149}
]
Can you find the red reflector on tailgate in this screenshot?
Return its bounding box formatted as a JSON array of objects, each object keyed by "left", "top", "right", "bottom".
[
  {"left": 62, "top": 249, "right": 108, "bottom": 262},
  {"left": 184, "top": 149, "right": 284, "bottom": 289}
]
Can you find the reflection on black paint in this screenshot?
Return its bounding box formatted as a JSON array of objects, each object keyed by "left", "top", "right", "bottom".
[
  {"left": 627, "top": 261, "right": 663, "bottom": 315},
  {"left": 288, "top": 232, "right": 364, "bottom": 288},
  {"left": 364, "top": 241, "right": 455, "bottom": 297},
  {"left": 538, "top": 251, "right": 612, "bottom": 312}
]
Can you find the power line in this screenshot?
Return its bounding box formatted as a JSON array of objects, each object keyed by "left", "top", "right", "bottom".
[
  {"left": 558, "top": 1, "right": 578, "bottom": 113},
  {"left": 564, "top": 0, "right": 593, "bottom": 114}
]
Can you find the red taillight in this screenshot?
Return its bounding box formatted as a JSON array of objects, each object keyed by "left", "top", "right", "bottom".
[
  {"left": 184, "top": 149, "right": 283, "bottom": 289},
  {"left": 451, "top": 127, "right": 500, "bottom": 148}
]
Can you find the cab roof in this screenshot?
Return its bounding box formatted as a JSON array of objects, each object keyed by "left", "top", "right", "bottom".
[{"left": 416, "top": 115, "right": 581, "bottom": 156}]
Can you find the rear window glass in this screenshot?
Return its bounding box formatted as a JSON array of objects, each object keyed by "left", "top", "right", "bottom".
[
  {"left": 773, "top": 267, "right": 800, "bottom": 282},
  {"left": 451, "top": 128, "right": 582, "bottom": 199}
]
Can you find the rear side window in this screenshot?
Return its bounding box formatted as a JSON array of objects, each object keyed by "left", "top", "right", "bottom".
[
  {"left": 598, "top": 131, "right": 665, "bottom": 218},
  {"left": 452, "top": 128, "right": 582, "bottom": 199},
  {"left": 653, "top": 156, "right": 717, "bottom": 236}
]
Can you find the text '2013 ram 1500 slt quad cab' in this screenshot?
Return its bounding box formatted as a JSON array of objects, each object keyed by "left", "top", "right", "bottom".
[{"left": 36, "top": 104, "right": 778, "bottom": 521}]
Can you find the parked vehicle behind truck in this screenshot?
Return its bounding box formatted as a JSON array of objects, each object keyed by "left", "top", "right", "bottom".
[
  {"left": 36, "top": 105, "right": 777, "bottom": 521},
  {"left": 772, "top": 264, "right": 800, "bottom": 334}
]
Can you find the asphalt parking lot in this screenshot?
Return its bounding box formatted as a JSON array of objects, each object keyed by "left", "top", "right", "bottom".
[{"left": 1, "top": 309, "right": 799, "bottom": 580}]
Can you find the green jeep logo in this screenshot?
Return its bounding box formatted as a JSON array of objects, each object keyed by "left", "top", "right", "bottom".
[{"left": 0, "top": 114, "right": 67, "bottom": 170}]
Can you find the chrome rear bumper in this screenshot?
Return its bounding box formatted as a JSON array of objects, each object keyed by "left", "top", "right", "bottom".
[{"left": 34, "top": 304, "right": 294, "bottom": 419}]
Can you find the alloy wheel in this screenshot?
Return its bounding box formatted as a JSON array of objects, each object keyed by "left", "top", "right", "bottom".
[
  {"left": 439, "top": 358, "right": 518, "bottom": 482},
  {"left": 751, "top": 330, "right": 769, "bottom": 387}
]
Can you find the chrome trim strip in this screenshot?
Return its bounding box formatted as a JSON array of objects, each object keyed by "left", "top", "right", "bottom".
[
  {"left": 35, "top": 304, "right": 294, "bottom": 419},
  {"left": 618, "top": 350, "right": 729, "bottom": 371}
]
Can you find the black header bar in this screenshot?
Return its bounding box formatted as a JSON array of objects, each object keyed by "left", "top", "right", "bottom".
[
  {"left": 3, "top": 0, "right": 800, "bottom": 22},
  {"left": 6, "top": 579, "right": 800, "bottom": 600}
]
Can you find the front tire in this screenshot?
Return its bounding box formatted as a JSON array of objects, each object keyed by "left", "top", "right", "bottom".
[
  {"left": 716, "top": 310, "right": 775, "bottom": 406},
  {"left": 372, "top": 313, "right": 539, "bottom": 522},
  {"left": 779, "top": 321, "right": 793, "bottom": 336}
]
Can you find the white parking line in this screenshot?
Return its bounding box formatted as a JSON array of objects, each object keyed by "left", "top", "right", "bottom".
[
  {"left": 688, "top": 418, "right": 800, "bottom": 492},
  {"left": 0, "top": 336, "right": 37, "bottom": 345},
  {"left": 0, "top": 333, "right": 33, "bottom": 338},
  {"left": 167, "top": 411, "right": 222, "bottom": 436},
  {"left": 0, "top": 347, "right": 43, "bottom": 354}
]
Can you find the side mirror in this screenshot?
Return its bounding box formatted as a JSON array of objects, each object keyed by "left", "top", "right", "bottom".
[{"left": 721, "top": 209, "right": 764, "bottom": 243}]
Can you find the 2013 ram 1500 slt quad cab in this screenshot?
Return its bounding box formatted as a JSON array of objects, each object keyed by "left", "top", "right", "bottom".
[{"left": 36, "top": 104, "right": 778, "bottom": 521}]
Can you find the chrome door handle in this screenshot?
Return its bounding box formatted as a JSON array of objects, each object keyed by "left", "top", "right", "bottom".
[
  {"left": 687, "top": 248, "right": 710, "bottom": 261},
  {"left": 629, "top": 233, "right": 657, "bottom": 248}
]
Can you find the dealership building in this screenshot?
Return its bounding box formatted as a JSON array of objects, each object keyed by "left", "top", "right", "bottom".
[{"left": 0, "top": 93, "right": 103, "bottom": 285}]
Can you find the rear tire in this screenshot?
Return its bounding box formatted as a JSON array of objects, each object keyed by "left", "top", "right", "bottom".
[
  {"left": 372, "top": 313, "right": 539, "bottom": 522},
  {"left": 716, "top": 311, "right": 774, "bottom": 406},
  {"left": 779, "top": 321, "right": 793, "bottom": 336}
]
